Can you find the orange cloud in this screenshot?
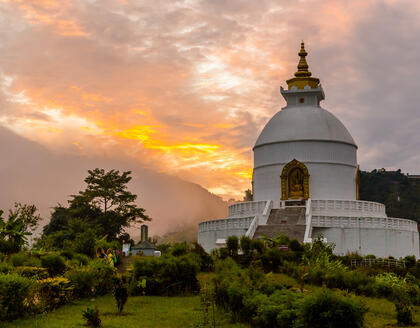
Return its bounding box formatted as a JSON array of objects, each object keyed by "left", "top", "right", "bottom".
[
  {"left": 3, "top": 0, "right": 420, "bottom": 201},
  {"left": 11, "top": 0, "right": 87, "bottom": 36}
]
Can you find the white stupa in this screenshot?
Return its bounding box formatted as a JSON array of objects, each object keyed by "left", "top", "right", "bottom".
[{"left": 198, "top": 42, "right": 419, "bottom": 258}]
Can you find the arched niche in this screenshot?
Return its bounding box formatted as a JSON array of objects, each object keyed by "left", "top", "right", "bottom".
[{"left": 281, "top": 159, "right": 310, "bottom": 200}]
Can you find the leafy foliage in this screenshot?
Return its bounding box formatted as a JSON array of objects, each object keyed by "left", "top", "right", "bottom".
[
  {"left": 0, "top": 273, "right": 33, "bottom": 321},
  {"left": 40, "top": 168, "right": 150, "bottom": 251},
  {"left": 0, "top": 203, "right": 41, "bottom": 254},
  {"left": 131, "top": 254, "right": 199, "bottom": 296},
  {"left": 359, "top": 169, "right": 420, "bottom": 222},
  {"left": 299, "top": 289, "right": 367, "bottom": 328},
  {"left": 41, "top": 254, "right": 66, "bottom": 276},
  {"left": 82, "top": 306, "right": 101, "bottom": 327},
  {"left": 113, "top": 277, "right": 128, "bottom": 314}
]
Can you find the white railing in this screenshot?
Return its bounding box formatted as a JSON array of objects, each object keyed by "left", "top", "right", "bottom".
[
  {"left": 228, "top": 201, "right": 268, "bottom": 218},
  {"left": 198, "top": 216, "right": 254, "bottom": 233},
  {"left": 304, "top": 198, "right": 312, "bottom": 243},
  {"left": 311, "top": 216, "right": 418, "bottom": 232},
  {"left": 258, "top": 200, "right": 273, "bottom": 225},
  {"left": 245, "top": 216, "right": 258, "bottom": 238},
  {"left": 311, "top": 200, "right": 386, "bottom": 218}
]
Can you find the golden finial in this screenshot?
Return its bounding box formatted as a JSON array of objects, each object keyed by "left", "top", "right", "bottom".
[
  {"left": 295, "top": 42, "right": 311, "bottom": 77},
  {"left": 286, "top": 41, "right": 319, "bottom": 90}
]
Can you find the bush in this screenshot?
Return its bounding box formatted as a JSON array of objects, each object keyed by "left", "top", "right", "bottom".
[
  {"left": 0, "top": 262, "right": 11, "bottom": 274},
  {"left": 41, "top": 254, "right": 66, "bottom": 276},
  {"left": 300, "top": 289, "right": 367, "bottom": 328},
  {"left": 60, "top": 250, "right": 74, "bottom": 260},
  {"left": 9, "top": 253, "right": 41, "bottom": 267},
  {"left": 32, "top": 277, "right": 73, "bottom": 311},
  {"left": 0, "top": 273, "right": 33, "bottom": 321},
  {"left": 70, "top": 253, "right": 90, "bottom": 267},
  {"left": 113, "top": 277, "right": 128, "bottom": 314},
  {"left": 240, "top": 236, "right": 252, "bottom": 256},
  {"left": 131, "top": 254, "right": 199, "bottom": 296},
  {"left": 66, "top": 260, "right": 114, "bottom": 298},
  {"left": 170, "top": 242, "right": 189, "bottom": 257},
  {"left": 14, "top": 266, "right": 49, "bottom": 280},
  {"left": 191, "top": 242, "right": 214, "bottom": 272},
  {"left": 395, "top": 298, "right": 414, "bottom": 326},
  {"left": 82, "top": 306, "right": 101, "bottom": 327},
  {"left": 226, "top": 236, "right": 239, "bottom": 257}
]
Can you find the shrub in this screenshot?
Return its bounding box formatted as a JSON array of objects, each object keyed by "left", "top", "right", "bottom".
[
  {"left": 240, "top": 236, "right": 252, "bottom": 256},
  {"left": 66, "top": 267, "right": 96, "bottom": 298},
  {"left": 261, "top": 248, "right": 283, "bottom": 272},
  {"left": 251, "top": 239, "right": 265, "bottom": 254},
  {"left": 226, "top": 236, "right": 239, "bottom": 257},
  {"left": 395, "top": 298, "right": 414, "bottom": 326},
  {"left": 70, "top": 253, "right": 90, "bottom": 267},
  {"left": 300, "top": 289, "right": 367, "bottom": 328},
  {"left": 0, "top": 262, "right": 11, "bottom": 274},
  {"left": 289, "top": 239, "right": 304, "bottom": 252},
  {"left": 246, "top": 289, "right": 303, "bottom": 328},
  {"left": 9, "top": 253, "right": 41, "bottom": 267},
  {"left": 14, "top": 266, "right": 49, "bottom": 280},
  {"left": 60, "top": 250, "right": 74, "bottom": 260},
  {"left": 41, "top": 254, "right": 66, "bottom": 276},
  {"left": 32, "top": 277, "right": 73, "bottom": 311},
  {"left": 113, "top": 277, "right": 128, "bottom": 314},
  {"left": 131, "top": 254, "right": 199, "bottom": 296},
  {"left": 0, "top": 273, "right": 33, "bottom": 321},
  {"left": 191, "top": 242, "right": 214, "bottom": 272},
  {"left": 82, "top": 306, "right": 101, "bottom": 327},
  {"left": 66, "top": 260, "right": 115, "bottom": 298},
  {"left": 170, "top": 242, "right": 189, "bottom": 257}
]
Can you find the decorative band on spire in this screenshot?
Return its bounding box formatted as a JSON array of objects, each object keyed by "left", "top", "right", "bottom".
[{"left": 286, "top": 41, "right": 319, "bottom": 90}]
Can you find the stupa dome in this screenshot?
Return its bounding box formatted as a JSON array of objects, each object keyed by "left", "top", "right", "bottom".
[{"left": 254, "top": 105, "right": 356, "bottom": 149}]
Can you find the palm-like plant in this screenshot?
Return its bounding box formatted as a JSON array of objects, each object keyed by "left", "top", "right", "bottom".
[{"left": 0, "top": 203, "right": 41, "bottom": 254}]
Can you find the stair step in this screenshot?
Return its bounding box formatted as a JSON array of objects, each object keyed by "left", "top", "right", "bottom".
[{"left": 253, "top": 224, "right": 306, "bottom": 242}]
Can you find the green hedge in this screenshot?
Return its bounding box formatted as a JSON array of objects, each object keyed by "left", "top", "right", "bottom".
[
  {"left": 66, "top": 260, "right": 115, "bottom": 298},
  {"left": 0, "top": 273, "right": 33, "bottom": 321},
  {"left": 130, "top": 254, "right": 200, "bottom": 296}
]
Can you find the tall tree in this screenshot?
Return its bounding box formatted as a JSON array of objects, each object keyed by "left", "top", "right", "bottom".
[{"left": 42, "top": 168, "right": 151, "bottom": 245}]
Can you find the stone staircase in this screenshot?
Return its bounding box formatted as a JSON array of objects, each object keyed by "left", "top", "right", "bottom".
[{"left": 253, "top": 207, "right": 306, "bottom": 242}]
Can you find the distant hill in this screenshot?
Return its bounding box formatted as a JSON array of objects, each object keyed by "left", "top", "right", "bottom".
[
  {"left": 0, "top": 126, "right": 228, "bottom": 238},
  {"left": 359, "top": 169, "right": 420, "bottom": 222}
]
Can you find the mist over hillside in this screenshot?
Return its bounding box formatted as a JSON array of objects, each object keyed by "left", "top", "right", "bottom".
[{"left": 0, "top": 126, "right": 229, "bottom": 238}]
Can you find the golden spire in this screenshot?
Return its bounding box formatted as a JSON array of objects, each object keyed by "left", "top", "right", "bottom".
[{"left": 286, "top": 41, "right": 319, "bottom": 90}]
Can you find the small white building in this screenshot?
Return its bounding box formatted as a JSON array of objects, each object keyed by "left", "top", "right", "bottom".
[{"left": 198, "top": 42, "right": 419, "bottom": 258}]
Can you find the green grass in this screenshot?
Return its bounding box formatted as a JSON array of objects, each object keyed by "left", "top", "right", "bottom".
[
  {"left": 5, "top": 295, "right": 248, "bottom": 328},
  {"left": 5, "top": 272, "right": 420, "bottom": 327}
]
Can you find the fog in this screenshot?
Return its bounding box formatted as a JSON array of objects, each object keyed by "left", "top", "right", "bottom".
[{"left": 0, "top": 126, "right": 228, "bottom": 240}]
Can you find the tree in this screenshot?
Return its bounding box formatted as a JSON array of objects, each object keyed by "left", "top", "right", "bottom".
[
  {"left": 41, "top": 168, "right": 151, "bottom": 249},
  {"left": 243, "top": 189, "right": 253, "bottom": 201},
  {"left": 0, "top": 203, "right": 41, "bottom": 253}
]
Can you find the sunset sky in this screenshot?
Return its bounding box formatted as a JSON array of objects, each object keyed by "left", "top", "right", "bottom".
[{"left": 1, "top": 0, "right": 419, "bottom": 201}]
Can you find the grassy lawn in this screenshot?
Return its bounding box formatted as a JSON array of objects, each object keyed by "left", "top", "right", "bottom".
[
  {"left": 5, "top": 273, "right": 420, "bottom": 327},
  {"left": 5, "top": 295, "right": 248, "bottom": 328}
]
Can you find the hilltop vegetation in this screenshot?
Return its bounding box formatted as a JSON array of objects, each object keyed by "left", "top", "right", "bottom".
[{"left": 359, "top": 169, "right": 420, "bottom": 222}]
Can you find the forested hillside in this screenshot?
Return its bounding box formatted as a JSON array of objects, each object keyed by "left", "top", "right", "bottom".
[{"left": 359, "top": 169, "right": 420, "bottom": 222}]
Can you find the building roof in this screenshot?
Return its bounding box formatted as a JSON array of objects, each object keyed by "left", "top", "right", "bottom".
[
  {"left": 132, "top": 240, "right": 157, "bottom": 250},
  {"left": 254, "top": 105, "right": 356, "bottom": 148}
]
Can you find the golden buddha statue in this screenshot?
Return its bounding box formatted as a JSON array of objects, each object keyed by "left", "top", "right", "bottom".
[{"left": 288, "top": 168, "right": 304, "bottom": 199}]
